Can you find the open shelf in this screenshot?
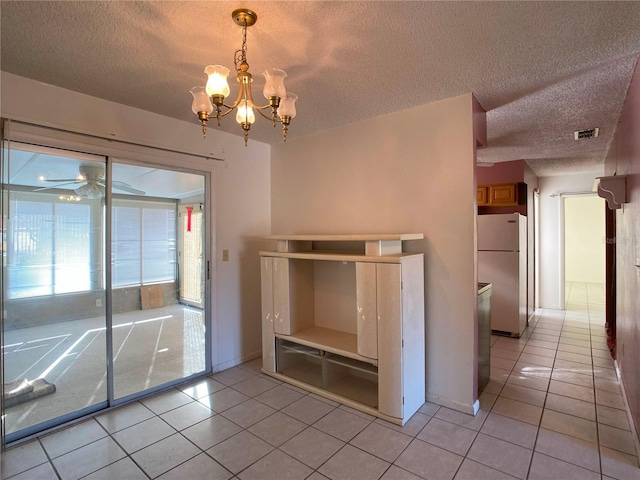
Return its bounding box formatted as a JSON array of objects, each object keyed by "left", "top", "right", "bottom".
[
  {"left": 266, "top": 234, "right": 423, "bottom": 242},
  {"left": 259, "top": 250, "right": 415, "bottom": 264},
  {"left": 279, "top": 342, "right": 322, "bottom": 359},
  {"left": 325, "top": 352, "right": 378, "bottom": 376},
  {"left": 276, "top": 326, "right": 377, "bottom": 366},
  {"left": 264, "top": 233, "right": 424, "bottom": 258}
]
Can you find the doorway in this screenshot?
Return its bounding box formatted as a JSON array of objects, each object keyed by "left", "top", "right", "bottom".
[
  {"left": 2, "top": 141, "right": 209, "bottom": 442},
  {"left": 563, "top": 195, "right": 606, "bottom": 309}
]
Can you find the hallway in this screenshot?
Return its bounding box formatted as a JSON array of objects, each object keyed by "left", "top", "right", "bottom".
[
  {"left": 2, "top": 283, "right": 639, "bottom": 479},
  {"left": 486, "top": 281, "right": 639, "bottom": 478}
]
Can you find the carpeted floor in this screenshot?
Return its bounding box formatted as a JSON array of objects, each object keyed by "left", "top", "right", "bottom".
[{"left": 3, "top": 304, "right": 205, "bottom": 436}]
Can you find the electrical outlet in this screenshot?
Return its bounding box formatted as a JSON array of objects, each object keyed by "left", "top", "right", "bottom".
[
  {"left": 96, "top": 299, "right": 102, "bottom": 307},
  {"left": 222, "top": 249, "right": 229, "bottom": 262}
]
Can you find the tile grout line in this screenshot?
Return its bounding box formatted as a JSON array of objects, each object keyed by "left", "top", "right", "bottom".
[
  {"left": 527, "top": 306, "right": 564, "bottom": 479},
  {"left": 36, "top": 436, "right": 62, "bottom": 480},
  {"left": 584, "top": 282, "right": 603, "bottom": 476}
]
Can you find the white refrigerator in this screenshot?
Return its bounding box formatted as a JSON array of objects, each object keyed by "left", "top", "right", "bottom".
[{"left": 478, "top": 213, "right": 528, "bottom": 337}]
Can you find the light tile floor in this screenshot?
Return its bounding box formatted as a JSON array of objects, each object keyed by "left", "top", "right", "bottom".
[{"left": 2, "top": 283, "right": 639, "bottom": 480}]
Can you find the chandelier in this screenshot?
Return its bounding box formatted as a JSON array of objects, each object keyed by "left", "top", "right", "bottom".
[{"left": 190, "top": 9, "right": 298, "bottom": 146}]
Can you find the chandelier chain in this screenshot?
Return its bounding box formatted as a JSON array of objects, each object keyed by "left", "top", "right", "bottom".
[{"left": 234, "top": 18, "right": 248, "bottom": 72}]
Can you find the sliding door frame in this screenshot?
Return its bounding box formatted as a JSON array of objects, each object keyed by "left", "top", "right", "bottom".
[
  {"left": 107, "top": 155, "right": 212, "bottom": 407},
  {"left": 1, "top": 119, "right": 216, "bottom": 443}
]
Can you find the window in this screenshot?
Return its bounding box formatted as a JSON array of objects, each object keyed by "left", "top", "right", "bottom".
[
  {"left": 112, "top": 198, "right": 177, "bottom": 287},
  {"left": 5, "top": 193, "right": 178, "bottom": 298},
  {"left": 6, "top": 191, "right": 93, "bottom": 299}
]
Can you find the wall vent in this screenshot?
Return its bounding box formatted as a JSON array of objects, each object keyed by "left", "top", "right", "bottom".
[{"left": 574, "top": 128, "right": 599, "bottom": 140}]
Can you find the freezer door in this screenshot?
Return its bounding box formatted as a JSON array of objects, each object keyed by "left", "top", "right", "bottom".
[
  {"left": 478, "top": 250, "right": 524, "bottom": 336},
  {"left": 477, "top": 214, "right": 521, "bottom": 252}
]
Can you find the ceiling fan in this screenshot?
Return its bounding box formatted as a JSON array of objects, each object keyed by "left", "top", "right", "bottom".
[{"left": 37, "top": 165, "right": 145, "bottom": 199}]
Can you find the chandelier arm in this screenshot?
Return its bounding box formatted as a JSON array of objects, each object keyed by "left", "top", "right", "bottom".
[
  {"left": 244, "top": 81, "right": 279, "bottom": 124},
  {"left": 224, "top": 78, "right": 249, "bottom": 111},
  {"left": 254, "top": 108, "right": 277, "bottom": 121},
  {"left": 217, "top": 107, "right": 239, "bottom": 118},
  {"left": 254, "top": 103, "right": 277, "bottom": 111}
]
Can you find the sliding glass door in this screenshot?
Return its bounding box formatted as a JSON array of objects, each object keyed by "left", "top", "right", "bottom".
[
  {"left": 2, "top": 141, "right": 209, "bottom": 441},
  {"left": 110, "top": 163, "right": 207, "bottom": 400},
  {"left": 2, "top": 143, "right": 108, "bottom": 438}
]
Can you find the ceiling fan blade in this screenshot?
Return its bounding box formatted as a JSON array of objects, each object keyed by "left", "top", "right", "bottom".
[
  {"left": 43, "top": 178, "right": 79, "bottom": 182},
  {"left": 34, "top": 182, "right": 83, "bottom": 192},
  {"left": 111, "top": 181, "right": 145, "bottom": 196}
]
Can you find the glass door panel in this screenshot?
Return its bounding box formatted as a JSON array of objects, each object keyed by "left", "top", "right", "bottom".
[
  {"left": 2, "top": 142, "right": 107, "bottom": 438},
  {"left": 111, "top": 163, "right": 206, "bottom": 399},
  {"left": 1, "top": 141, "right": 210, "bottom": 442},
  {"left": 180, "top": 204, "right": 204, "bottom": 307}
]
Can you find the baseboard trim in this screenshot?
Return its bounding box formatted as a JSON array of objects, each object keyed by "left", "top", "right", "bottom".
[
  {"left": 614, "top": 359, "right": 640, "bottom": 459},
  {"left": 213, "top": 350, "right": 261, "bottom": 373},
  {"left": 426, "top": 392, "right": 479, "bottom": 416}
]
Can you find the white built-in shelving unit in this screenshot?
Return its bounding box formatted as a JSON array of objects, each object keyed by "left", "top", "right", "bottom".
[{"left": 260, "top": 234, "right": 425, "bottom": 425}]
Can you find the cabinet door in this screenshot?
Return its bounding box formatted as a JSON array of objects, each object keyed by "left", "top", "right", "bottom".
[
  {"left": 489, "top": 183, "right": 516, "bottom": 205},
  {"left": 399, "top": 255, "right": 426, "bottom": 417},
  {"left": 273, "top": 257, "right": 291, "bottom": 335},
  {"left": 260, "top": 257, "right": 276, "bottom": 372},
  {"left": 376, "top": 263, "right": 403, "bottom": 418},
  {"left": 477, "top": 186, "right": 488, "bottom": 205},
  {"left": 356, "top": 262, "right": 377, "bottom": 360}
]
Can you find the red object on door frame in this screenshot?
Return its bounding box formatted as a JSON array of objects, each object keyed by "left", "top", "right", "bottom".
[{"left": 186, "top": 206, "right": 193, "bottom": 232}]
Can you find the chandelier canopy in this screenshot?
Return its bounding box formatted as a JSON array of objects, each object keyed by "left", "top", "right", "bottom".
[{"left": 190, "top": 8, "right": 298, "bottom": 146}]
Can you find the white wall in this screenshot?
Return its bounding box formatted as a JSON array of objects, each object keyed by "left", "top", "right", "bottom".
[
  {"left": 538, "top": 173, "right": 602, "bottom": 308},
  {"left": 270, "top": 94, "right": 482, "bottom": 413},
  {"left": 0, "top": 72, "right": 271, "bottom": 372},
  {"left": 564, "top": 196, "right": 605, "bottom": 283}
]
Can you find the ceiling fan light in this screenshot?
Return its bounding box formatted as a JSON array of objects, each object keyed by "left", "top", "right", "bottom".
[
  {"left": 75, "top": 183, "right": 104, "bottom": 199},
  {"left": 204, "top": 65, "right": 230, "bottom": 97},
  {"left": 263, "top": 68, "right": 287, "bottom": 99}
]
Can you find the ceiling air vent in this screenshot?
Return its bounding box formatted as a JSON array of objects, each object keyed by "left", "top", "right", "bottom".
[{"left": 574, "top": 128, "right": 599, "bottom": 140}]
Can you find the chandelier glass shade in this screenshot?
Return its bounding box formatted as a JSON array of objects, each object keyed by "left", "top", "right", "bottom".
[{"left": 190, "top": 9, "right": 298, "bottom": 146}]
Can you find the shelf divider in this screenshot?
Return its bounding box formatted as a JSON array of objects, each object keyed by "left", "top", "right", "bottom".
[{"left": 276, "top": 326, "right": 378, "bottom": 366}]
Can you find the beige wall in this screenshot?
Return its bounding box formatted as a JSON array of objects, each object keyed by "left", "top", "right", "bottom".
[
  {"left": 0, "top": 72, "right": 272, "bottom": 373},
  {"left": 564, "top": 196, "right": 605, "bottom": 284},
  {"left": 604, "top": 57, "right": 640, "bottom": 440},
  {"left": 271, "top": 93, "right": 483, "bottom": 413}
]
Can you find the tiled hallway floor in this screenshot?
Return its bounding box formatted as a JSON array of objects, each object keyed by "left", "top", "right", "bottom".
[{"left": 2, "top": 283, "right": 639, "bottom": 479}]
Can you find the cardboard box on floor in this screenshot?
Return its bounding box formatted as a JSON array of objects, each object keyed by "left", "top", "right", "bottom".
[{"left": 141, "top": 285, "right": 164, "bottom": 309}]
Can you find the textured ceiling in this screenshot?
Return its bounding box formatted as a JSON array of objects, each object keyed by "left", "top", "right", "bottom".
[{"left": 2, "top": 1, "right": 640, "bottom": 177}]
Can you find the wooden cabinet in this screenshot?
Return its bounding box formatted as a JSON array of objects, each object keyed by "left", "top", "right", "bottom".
[
  {"left": 489, "top": 183, "right": 516, "bottom": 204},
  {"left": 260, "top": 257, "right": 292, "bottom": 372},
  {"left": 260, "top": 234, "right": 425, "bottom": 425},
  {"left": 355, "top": 262, "right": 378, "bottom": 360},
  {"left": 477, "top": 186, "right": 488, "bottom": 205},
  {"left": 477, "top": 182, "right": 525, "bottom": 206}
]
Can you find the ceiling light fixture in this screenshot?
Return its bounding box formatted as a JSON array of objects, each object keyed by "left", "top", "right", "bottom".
[
  {"left": 58, "top": 194, "right": 81, "bottom": 202},
  {"left": 190, "top": 8, "right": 298, "bottom": 146}
]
